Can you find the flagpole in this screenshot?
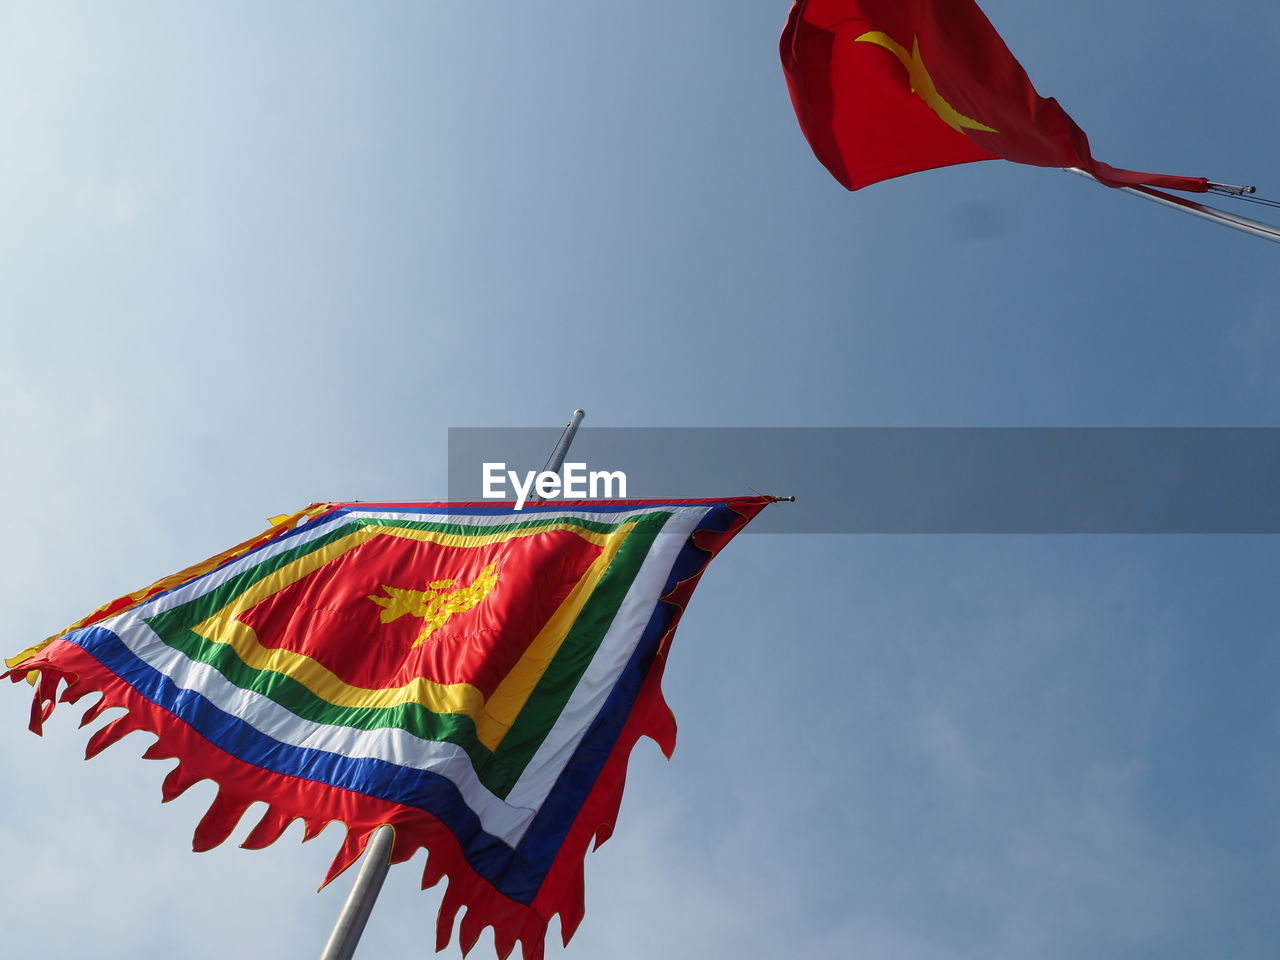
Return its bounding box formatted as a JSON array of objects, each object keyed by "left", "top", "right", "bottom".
[
  {"left": 1063, "top": 167, "right": 1280, "bottom": 245},
  {"left": 317, "top": 825, "right": 395, "bottom": 960},
  {"left": 543, "top": 408, "right": 587, "bottom": 477},
  {"left": 314, "top": 409, "right": 588, "bottom": 960}
]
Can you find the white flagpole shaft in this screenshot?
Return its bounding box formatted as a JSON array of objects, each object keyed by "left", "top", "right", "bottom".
[
  {"left": 531, "top": 408, "right": 587, "bottom": 503},
  {"left": 545, "top": 408, "right": 587, "bottom": 476},
  {"left": 1063, "top": 167, "right": 1280, "bottom": 244},
  {"left": 315, "top": 410, "right": 587, "bottom": 959},
  {"left": 317, "top": 825, "right": 395, "bottom": 960}
]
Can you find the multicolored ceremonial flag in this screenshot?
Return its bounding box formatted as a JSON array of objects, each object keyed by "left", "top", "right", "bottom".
[
  {"left": 5, "top": 497, "right": 771, "bottom": 959},
  {"left": 780, "top": 0, "right": 1209, "bottom": 193}
]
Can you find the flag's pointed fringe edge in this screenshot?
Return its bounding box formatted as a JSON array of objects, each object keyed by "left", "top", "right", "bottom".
[{"left": 3, "top": 497, "right": 768, "bottom": 960}]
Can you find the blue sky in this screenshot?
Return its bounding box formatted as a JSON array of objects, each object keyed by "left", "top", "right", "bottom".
[{"left": 3, "top": 2, "right": 1280, "bottom": 958}]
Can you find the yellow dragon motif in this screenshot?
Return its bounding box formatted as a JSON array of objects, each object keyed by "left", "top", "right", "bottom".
[{"left": 367, "top": 562, "right": 500, "bottom": 648}]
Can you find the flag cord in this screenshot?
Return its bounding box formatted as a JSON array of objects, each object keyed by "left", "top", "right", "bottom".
[
  {"left": 1205, "top": 179, "right": 1280, "bottom": 210},
  {"left": 1225, "top": 193, "right": 1280, "bottom": 211},
  {"left": 1063, "top": 168, "right": 1280, "bottom": 245}
]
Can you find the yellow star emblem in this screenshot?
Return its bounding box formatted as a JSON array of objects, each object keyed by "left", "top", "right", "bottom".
[{"left": 855, "top": 31, "right": 998, "bottom": 134}]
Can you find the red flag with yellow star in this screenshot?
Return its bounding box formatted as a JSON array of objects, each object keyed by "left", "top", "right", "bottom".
[{"left": 781, "top": 0, "right": 1208, "bottom": 193}]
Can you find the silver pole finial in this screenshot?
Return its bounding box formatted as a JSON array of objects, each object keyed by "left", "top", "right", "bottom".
[{"left": 543, "top": 409, "right": 587, "bottom": 477}]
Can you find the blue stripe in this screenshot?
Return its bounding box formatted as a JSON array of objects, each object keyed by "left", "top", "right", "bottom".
[
  {"left": 67, "top": 625, "right": 548, "bottom": 902},
  {"left": 512, "top": 503, "right": 741, "bottom": 866},
  {"left": 66, "top": 502, "right": 739, "bottom": 903},
  {"left": 332, "top": 501, "right": 723, "bottom": 517}
]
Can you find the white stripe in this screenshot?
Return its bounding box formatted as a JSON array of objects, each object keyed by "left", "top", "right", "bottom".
[
  {"left": 97, "top": 612, "right": 538, "bottom": 843},
  {"left": 93, "top": 503, "right": 715, "bottom": 845},
  {"left": 504, "top": 508, "right": 706, "bottom": 814},
  {"left": 132, "top": 504, "right": 681, "bottom": 617}
]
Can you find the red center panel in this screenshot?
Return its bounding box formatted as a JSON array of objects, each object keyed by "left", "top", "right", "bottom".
[{"left": 236, "top": 528, "right": 604, "bottom": 694}]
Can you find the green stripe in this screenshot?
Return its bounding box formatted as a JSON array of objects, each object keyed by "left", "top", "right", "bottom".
[
  {"left": 361, "top": 515, "right": 627, "bottom": 537},
  {"left": 147, "top": 514, "right": 633, "bottom": 639},
  {"left": 483, "top": 510, "right": 669, "bottom": 793},
  {"left": 143, "top": 510, "right": 674, "bottom": 796}
]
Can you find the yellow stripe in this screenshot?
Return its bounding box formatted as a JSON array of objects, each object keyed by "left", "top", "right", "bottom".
[
  {"left": 4, "top": 503, "right": 332, "bottom": 683},
  {"left": 473, "top": 524, "right": 629, "bottom": 748},
  {"left": 192, "top": 519, "right": 635, "bottom": 749}
]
